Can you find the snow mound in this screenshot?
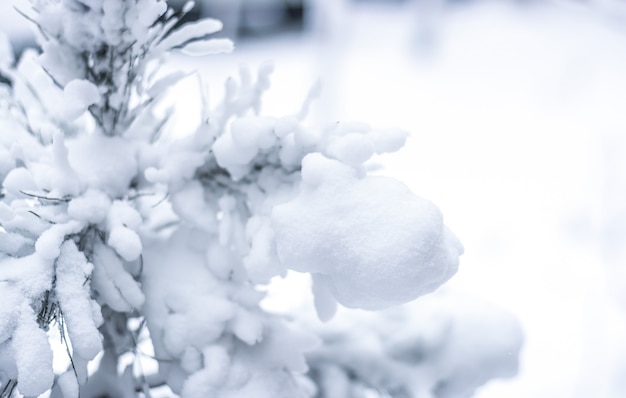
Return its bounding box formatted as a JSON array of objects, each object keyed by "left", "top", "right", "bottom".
[{"left": 272, "top": 153, "right": 462, "bottom": 311}]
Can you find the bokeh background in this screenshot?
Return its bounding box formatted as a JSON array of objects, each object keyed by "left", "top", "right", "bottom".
[{"left": 2, "top": 0, "right": 626, "bottom": 396}]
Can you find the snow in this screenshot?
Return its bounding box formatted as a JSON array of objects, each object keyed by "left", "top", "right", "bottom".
[
  {"left": 108, "top": 226, "right": 142, "bottom": 261},
  {"left": 220, "top": 370, "right": 312, "bottom": 398},
  {"left": 163, "top": 294, "right": 234, "bottom": 354},
  {"left": 0, "top": 285, "right": 21, "bottom": 343},
  {"left": 144, "top": 140, "right": 207, "bottom": 187},
  {"left": 136, "top": 0, "right": 167, "bottom": 27},
  {"left": 67, "top": 133, "right": 138, "bottom": 197},
  {"left": 311, "top": 274, "right": 338, "bottom": 322},
  {"left": 51, "top": 131, "right": 81, "bottom": 197},
  {"left": 2, "top": 167, "right": 37, "bottom": 196},
  {"left": 147, "top": 71, "right": 190, "bottom": 99},
  {"left": 229, "top": 308, "right": 263, "bottom": 345},
  {"left": 325, "top": 132, "right": 375, "bottom": 167},
  {"left": 243, "top": 216, "right": 282, "bottom": 283},
  {"left": 62, "top": 79, "right": 101, "bottom": 120},
  {"left": 305, "top": 290, "right": 523, "bottom": 398},
  {"left": 277, "top": 133, "right": 300, "bottom": 167},
  {"left": 35, "top": 220, "right": 84, "bottom": 260},
  {"left": 154, "top": 18, "right": 226, "bottom": 55},
  {"left": 57, "top": 370, "right": 80, "bottom": 398},
  {"left": 230, "top": 116, "right": 276, "bottom": 150},
  {"left": 412, "top": 293, "right": 524, "bottom": 397},
  {"left": 182, "top": 1, "right": 195, "bottom": 14},
  {"left": 238, "top": 320, "right": 320, "bottom": 374},
  {"left": 0, "top": 253, "right": 54, "bottom": 299},
  {"left": 274, "top": 116, "right": 299, "bottom": 138},
  {"left": 213, "top": 131, "right": 258, "bottom": 170},
  {"left": 56, "top": 241, "right": 102, "bottom": 360},
  {"left": 181, "top": 346, "right": 203, "bottom": 373},
  {"left": 180, "top": 345, "right": 230, "bottom": 397},
  {"left": 91, "top": 242, "right": 145, "bottom": 311},
  {"left": 204, "top": 240, "right": 237, "bottom": 280},
  {"left": 13, "top": 302, "right": 54, "bottom": 396},
  {"left": 370, "top": 128, "right": 409, "bottom": 154},
  {"left": 38, "top": 41, "right": 84, "bottom": 86},
  {"left": 141, "top": 228, "right": 235, "bottom": 357},
  {"left": 180, "top": 38, "right": 235, "bottom": 56},
  {"left": 272, "top": 153, "right": 462, "bottom": 310},
  {"left": 67, "top": 190, "right": 111, "bottom": 224},
  {"left": 101, "top": 0, "right": 126, "bottom": 46},
  {"left": 0, "top": 341, "right": 17, "bottom": 381},
  {"left": 140, "top": 221, "right": 323, "bottom": 396}
]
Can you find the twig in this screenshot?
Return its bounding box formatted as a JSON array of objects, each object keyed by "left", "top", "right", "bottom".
[
  {"left": 58, "top": 315, "right": 79, "bottom": 381},
  {"left": 13, "top": 6, "right": 49, "bottom": 40},
  {"left": 20, "top": 190, "right": 71, "bottom": 202},
  {"left": 0, "top": 379, "right": 17, "bottom": 398}
]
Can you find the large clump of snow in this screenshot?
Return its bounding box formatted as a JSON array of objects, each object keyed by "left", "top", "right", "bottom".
[{"left": 272, "top": 153, "right": 463, "bottom": 312}]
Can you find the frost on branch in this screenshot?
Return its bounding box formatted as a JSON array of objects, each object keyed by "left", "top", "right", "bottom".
[
  {"left": 0, "top": 0, "right": 521, "bottom": 396},
  {"left": 307, "top": 292, "right": 524, "bottom": 398}
]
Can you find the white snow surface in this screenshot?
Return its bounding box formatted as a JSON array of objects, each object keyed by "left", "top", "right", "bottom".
[
  {"left": 55, "top": 241, "right": 102, "bottom": 360},
  {"left": 154, "top": 17, "right": 226, "bottom": 55},
  {"left": 272, "top": 153, "right": 462, "bottom": 310},
  {"left": 66, "top": 133, "right": 138, "bottom": 197},
  {"left": 91, "top": 241, "right": 145, "bottom": 311},
  {"left": 57, "top": 370, "right": 80, "bottom": 398},
  {"left": 13, "top": 302, "right": 54, "bottom": 396},
  {"left": 61, "top": 79, "right": 101, "bottom": 121},
  {"left": 180, "top": 38, "right": 235, "bottom": 56},
  {"left": 67, "top": 190, "right": 111, "bottom": 224}
]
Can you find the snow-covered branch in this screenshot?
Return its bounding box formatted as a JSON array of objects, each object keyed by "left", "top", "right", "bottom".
[{"left": 0, "top": 1, "right": 520, "bottom": 397}]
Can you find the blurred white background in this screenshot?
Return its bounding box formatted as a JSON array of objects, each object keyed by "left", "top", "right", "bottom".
[{"left": 2, "top": 0, "right": 626, "bottom": 396}]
